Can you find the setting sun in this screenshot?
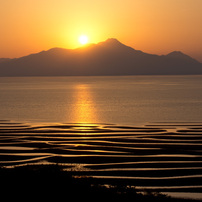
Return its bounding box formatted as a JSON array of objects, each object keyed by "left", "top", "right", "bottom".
[{"left": 79, "top": 35, "right": 89, "bottom": 45}]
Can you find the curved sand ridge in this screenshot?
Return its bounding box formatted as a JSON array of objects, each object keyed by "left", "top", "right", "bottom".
[{"left": 1, "top": 121, "right": 202, "bottom": 194}]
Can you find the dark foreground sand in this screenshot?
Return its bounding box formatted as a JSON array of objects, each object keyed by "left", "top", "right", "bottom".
[
  {"left": 1, "top": 121, "right": 202, "bottom": 200},
  {"left": 0, "top": 164, "right": 200, "bottom": 202}
]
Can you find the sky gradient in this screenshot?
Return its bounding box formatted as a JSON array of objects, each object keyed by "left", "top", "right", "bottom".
[{"left": 1, "top": 0, "right": 202, "bottom": 62}]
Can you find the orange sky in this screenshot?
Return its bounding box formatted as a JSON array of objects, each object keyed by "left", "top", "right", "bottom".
[{"left": 0, "top": 0, "right": 202, "bottom": 62}]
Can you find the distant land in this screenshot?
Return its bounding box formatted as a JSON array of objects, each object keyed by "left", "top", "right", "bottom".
[{"left": 0, "top": 38, "right": 202, "bottom": 76}]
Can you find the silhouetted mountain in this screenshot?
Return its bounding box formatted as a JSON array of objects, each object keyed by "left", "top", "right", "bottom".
[
  {"left": 165, "top": 51, "right": 200, "bottom": 64},
  {"left": 0, "top": 58, "right": 11, "bottom": 63},
  {"left": 0, "top": 38, "right": 202, "bottom": 76}
]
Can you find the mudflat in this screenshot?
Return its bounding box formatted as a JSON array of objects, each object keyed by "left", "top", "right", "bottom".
[{"left": 1, "top": 120, "right": 202, "bottom": 200}]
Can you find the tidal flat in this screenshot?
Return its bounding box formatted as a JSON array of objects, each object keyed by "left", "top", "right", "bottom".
[{"left": 1, "top": 121, "right": 202, "bottom": 200}]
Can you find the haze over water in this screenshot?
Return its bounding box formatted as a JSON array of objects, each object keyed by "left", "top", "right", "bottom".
[{"left": 0, "top": 75, "right": 202, "bottom": 124}]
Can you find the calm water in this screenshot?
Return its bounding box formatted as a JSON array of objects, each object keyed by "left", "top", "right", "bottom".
[{"left": 0, "top": 75, "right": 202, "bottom": 124}]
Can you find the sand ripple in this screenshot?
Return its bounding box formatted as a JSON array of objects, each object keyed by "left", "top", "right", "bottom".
[{"left": 1, "top": 121, "right": 202, "bottom": 193}]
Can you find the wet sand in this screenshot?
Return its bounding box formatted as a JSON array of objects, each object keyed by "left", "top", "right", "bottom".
[{"left": 1, "top": 121, "right": 202, "bottom": 199}]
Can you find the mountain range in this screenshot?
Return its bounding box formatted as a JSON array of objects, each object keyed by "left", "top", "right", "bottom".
[{"left": 0, "top": 38, "right": 202, "bottom": 76}]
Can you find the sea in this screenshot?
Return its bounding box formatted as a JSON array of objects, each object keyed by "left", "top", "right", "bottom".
[
  {"left": 1, "top": 75, "right": 202, "bottom": 200},
  {"left": 0, "top": 75, "right": 202, "bottom": 124}
]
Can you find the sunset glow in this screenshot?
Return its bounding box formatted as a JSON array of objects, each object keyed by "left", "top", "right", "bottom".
[{"left": 0, "top": 0, "right": 202, "bottom": 62}]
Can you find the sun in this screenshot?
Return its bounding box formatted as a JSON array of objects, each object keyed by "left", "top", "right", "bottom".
[{"left": 78, "top": 35, "right": 89, "bottom": 45}]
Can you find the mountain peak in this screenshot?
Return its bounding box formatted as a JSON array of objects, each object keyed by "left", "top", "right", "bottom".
[
  {"left": 166, "top": 51, "right": 200, "bottom": 63},
  {"left": 98, "top": 38, "right": 125, "bottom": 47},
  {"left": 105, "top": 38, "right": 122, "bottom": 44},
  {"left": 167, "top": 51, "right": 186, "bottom": 57},
  {"left": 97, "top": 38, "right": 139, "bottom": 55}
]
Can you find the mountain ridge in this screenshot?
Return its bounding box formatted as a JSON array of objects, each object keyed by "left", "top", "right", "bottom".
[{"left": 0, "top": 38, "right": 201, "bottom": 76}]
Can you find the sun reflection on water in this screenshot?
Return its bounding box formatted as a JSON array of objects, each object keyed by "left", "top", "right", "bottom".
[{"left": 71, "top": 84, "right": 97, "bottom": 124}]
